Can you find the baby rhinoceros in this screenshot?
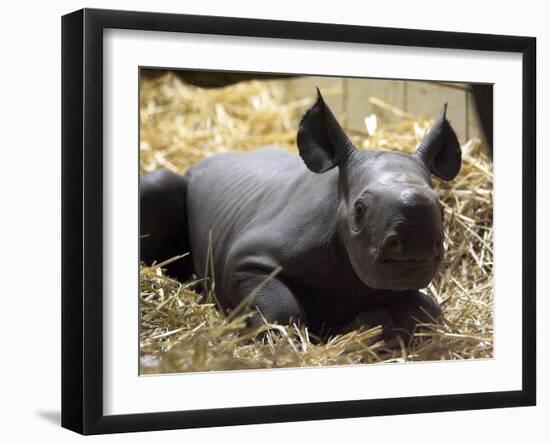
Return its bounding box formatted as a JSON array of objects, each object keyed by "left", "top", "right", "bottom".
[{"left": 140, "top": 90, "right": 461, "bottom": 342}]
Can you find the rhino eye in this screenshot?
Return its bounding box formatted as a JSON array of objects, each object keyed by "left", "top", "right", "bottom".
[{"left": 354, "top": 201, "right": 366, "bottom": 224}]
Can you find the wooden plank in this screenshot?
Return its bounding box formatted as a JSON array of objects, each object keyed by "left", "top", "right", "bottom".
[
  {"left": 346, "top": 78, "right": 406, "bottom": 131},
  {"left": 285, "top": 76, "right": 344, "bottom": 120},
  {"left": 467, "top": 90, "right": 486, "bottom": 141},
  {"left": 283, "top": 77, "right": 479, "bottom": 144},
  {"left": 406, "top": 81, "right": 468, "bottom": 141}
]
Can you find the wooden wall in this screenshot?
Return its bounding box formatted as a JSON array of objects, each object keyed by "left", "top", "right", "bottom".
[{"left": 285, "top": 76, "right": 484, "bottom": 143}]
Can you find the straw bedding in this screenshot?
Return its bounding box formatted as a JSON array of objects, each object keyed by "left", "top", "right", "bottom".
[{"left": 139, "top": 73, "right": 493, "bottom": 374}]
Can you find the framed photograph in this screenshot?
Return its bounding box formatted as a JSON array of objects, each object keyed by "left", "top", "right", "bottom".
[{"left": 61, "top": 8, "right": 536, "bottom": 435}]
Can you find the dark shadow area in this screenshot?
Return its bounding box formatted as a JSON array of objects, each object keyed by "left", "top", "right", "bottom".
[{"left": 36, "top": 410, "right": 61, "bottom": 426}]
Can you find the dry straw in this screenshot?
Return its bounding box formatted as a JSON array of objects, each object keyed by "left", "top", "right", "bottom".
[{"left": 139, "top": 73, "right": 493, "bottom": 374}]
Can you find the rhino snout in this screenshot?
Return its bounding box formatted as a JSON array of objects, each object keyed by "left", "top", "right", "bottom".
[{"left": 379, "top": 231, "right": 443, "bottom": 263}]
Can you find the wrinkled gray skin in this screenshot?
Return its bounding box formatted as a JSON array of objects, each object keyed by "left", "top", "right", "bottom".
[{"left": 140, "top": 90, "right": 461, "bottom": 341}]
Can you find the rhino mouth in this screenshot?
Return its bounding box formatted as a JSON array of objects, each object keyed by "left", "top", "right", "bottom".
[
  {"left": 349, "top": 247, "right": 442, "bottom": 290},
  {"left": 379, "top": 255, "right": 442, "bottom": 265},
  {"left": 367, "top": 254, "right": 442, "bottom": 290}
]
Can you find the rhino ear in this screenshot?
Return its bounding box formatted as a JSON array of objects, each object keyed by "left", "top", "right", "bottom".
[
  {"left": 297, "top": 88, "right": 355, "bottom": 173},
  {"left": 415, "top": 104, "right": 462, "bottom": 181}
]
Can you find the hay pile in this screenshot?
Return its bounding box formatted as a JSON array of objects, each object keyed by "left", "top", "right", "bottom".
[{"left": 139, "top": 73, "right": 493, "bottom": 374}]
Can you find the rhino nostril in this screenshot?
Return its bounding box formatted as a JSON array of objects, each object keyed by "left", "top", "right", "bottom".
[{"left": 383, "top": 235, "right": 402, "bottom": 252}]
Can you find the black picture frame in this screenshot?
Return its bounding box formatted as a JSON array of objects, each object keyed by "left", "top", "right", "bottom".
[{"left": 61, "top": 8, "right": 537, "bottom": 435}]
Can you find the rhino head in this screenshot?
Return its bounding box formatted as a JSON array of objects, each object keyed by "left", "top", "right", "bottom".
[{"left": 297, "top": 89, "right": 461, "bottom": 291}]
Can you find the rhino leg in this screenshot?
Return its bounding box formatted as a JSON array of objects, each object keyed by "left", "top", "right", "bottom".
[
  {"left": 385, "top": 290, "right": 442, "bottom": 335},
  {"left": 347, "top": 308, "right": 396, "bottom": 336},
  {"left": 226, "top": 269, "right": 306, "bottom": 331},
  {"left": 140, "top": 168, "right": 194, "bottom": 281},
  {"left": 349, "top": 291, "right": 442, "bottom": 346}
]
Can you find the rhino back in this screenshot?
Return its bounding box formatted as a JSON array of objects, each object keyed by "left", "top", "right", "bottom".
[{"left": 186, "top": 146, "right": 339, "bottom": 302}]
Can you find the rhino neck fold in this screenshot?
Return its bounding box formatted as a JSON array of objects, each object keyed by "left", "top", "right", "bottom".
[{"left": 327, "top": 222, "right": 364, "bottom": 292}]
